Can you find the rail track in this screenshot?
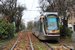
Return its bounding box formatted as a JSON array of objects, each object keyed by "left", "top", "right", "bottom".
[
  {"left": 59, "top": 42, "right": 74, "bottom": 50},
  {"left": 28, "top": 33, "right": 34, "bottom": 50},
  {"left": 11, "top": 31, "right": 23, "bottom": 50},
  {"left": 44, "top": 41, "right": 74, "bottom": 50},
  {"left": 11, "top": 31, "right": 34, "bottom": 50},
  {"left": 45, "top": 42, "right": 55, "bottom": 50},
  {"left": 33, "top": 33, "right": 74, "bottom": 50},
  {"left": 10, "top": 31, "right": 74, "bottom": 50}
]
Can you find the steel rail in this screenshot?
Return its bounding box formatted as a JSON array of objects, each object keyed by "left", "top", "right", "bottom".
[
  {"left": 45, "top": 42, "right": 55, "bottom": 50},
  {"left": 11, "top": 32, "right": 23, "bottom": 50},
  {"left": 59, "top": 42, "right": 74, "bottom": 50},
  {"left": 28, "top": 33, "right": 34, "bottom": 50}
]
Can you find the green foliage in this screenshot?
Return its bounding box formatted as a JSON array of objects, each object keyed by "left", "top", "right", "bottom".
[
  {"left": 8, "top": 23, "right": 15, "bottom": 37},
  {"left": 59, "top": 24, "right": 72, "bottom": 39},
  {"left": 27, "top": 27, "right": 32, "bottom": 30},
  {"left": 0, "top": 18, "right": 3, "bottom": 22},
  {"left": 0, "top": 18, "right": 14, "bottom": 40},
  {"left": 67, "top": 28, "right": 73, "bottom": 38},
  {"left": 0, "top": 22, "right": 9, "bottom": 39},
  {"left": 59, "top": 24, "right": 63, "bottom": 39}
]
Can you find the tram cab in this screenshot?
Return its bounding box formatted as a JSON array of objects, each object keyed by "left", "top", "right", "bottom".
[{"left": 33, "top": 11, "right": 60, "bottom": 40}]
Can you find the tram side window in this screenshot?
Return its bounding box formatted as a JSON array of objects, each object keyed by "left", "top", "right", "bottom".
[
  {"left": 57, "top": 18, "right": 59, "bottom": 27},
  {"left": 34, "top": 21, "right": 40, "bottom": 31},
  {"left": 40, "top": 22, "right": 42, "bottom": 32},
  {"left": 35, "top": 21, "right": 39, "bottom": 31}
]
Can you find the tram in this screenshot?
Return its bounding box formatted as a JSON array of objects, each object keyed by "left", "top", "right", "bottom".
[{"left": 32, "top": 11, "right": 60, "bottom": 40}]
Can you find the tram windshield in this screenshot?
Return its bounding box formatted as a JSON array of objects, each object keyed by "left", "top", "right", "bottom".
[{"left": 45, "top": 17, "right": 59, "bottom": 30}]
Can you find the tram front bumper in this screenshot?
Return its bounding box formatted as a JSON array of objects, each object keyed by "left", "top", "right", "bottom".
[{"left": 46, "top": 34, "right": 60, "bottom": 36}]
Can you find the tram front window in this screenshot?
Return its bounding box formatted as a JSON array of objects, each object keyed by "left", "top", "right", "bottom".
[{"left": 45, "top": 18, "right": 59, "bottom": 30}]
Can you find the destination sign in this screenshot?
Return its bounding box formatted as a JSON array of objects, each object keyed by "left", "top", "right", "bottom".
[
  {"left": 48, "top": 15, "right": 55, "bottom": 17},
  {"left": 49, "top": 18, "right": 56, "bottom": 21}
]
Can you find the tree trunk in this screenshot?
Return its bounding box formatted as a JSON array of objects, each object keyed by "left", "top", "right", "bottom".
[
  {"left": 63, "top": 18, "right": 68, "bottom": 38},
  {"left": 16, "top": 26, "right": 19, "bottom": 32}
]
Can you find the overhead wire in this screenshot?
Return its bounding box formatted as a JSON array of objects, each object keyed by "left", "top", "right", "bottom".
[
  {"left": 25, "top": 0, "right": 40, "bottom": 20},
  {"left": 28, "top": 0, "right": 35, "bottom": 18}
]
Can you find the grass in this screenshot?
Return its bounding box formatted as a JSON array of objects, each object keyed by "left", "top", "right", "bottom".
[
  {"left": 0, "top": 32, "right": 21, "bottom": 49},
  {"left": 33, "top": 41, "right": 48, "bottom": 50},
  {"left": 60, "top": 38, "right": 75, "bottom": 42},
  {"left": 0, "top": 40, "right": 4, "bottom": 42},
  {"left": 60, "top": 39, "right": 75, "bottom": 49},
  {"left": 6, "top": 33, "right": 19, "bottom": 47},
  {"left": 49, "top": 44, "right": 57, "bottom": 46}
]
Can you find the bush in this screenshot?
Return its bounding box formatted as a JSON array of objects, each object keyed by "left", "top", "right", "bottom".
[
  {"left": 0, "top": 18, "right": 3, "bottom": 22},
  {"left": 8, "top": 23, "right": 15, "bottom": 37},
  {"left": 59, "top": 24, "right": 63, "bottom": 36},
  {"left": 59, "top": 24, "right": 72, "bottom": 39},
  {"left": 0, "top": 22, "right": 9, "bottom": 39},
  {"left": 0, "top": 18, "right": 14, "bottom": 40},
  {"left": 67, "top": 28, "right": 73, "bottom": 38}
]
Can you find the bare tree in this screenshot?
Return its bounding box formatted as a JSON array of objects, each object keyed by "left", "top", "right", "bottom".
[
  {"left": 39, "top": 0, "right": 49, "bottom": 11},
  {"left": 0, "top": 0, "right": 26, "bottom": 32},
  {"left": 20, "top": 19, "right": 25, "bottom": 30},
  {"left": 27, "top": 21, "right": 33, "bottom": 30},
  {"left": 0, "top": 0, "right": 17, "bottom": 22},
  {"left": 0, "top": 0, "right": 26, "bottom": 23},
  {"left": 15, "top": 5, "right": 26, "bottom": 32}
]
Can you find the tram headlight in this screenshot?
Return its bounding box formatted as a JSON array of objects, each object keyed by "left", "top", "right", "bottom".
[
  {"left": 55, "top": 33, "right": 58, "bottom": 35},
  {"left": 48, "top": 33, "right": 51, "bottom": 35}
]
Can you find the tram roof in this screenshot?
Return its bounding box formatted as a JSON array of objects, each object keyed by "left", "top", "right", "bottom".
[{"left": 43, "top": 11, "right": 58, "bottom": 16}]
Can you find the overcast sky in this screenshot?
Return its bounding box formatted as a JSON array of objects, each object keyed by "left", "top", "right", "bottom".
[{"left": 17, "top": 0, "right": 40, "bottom": 26}]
